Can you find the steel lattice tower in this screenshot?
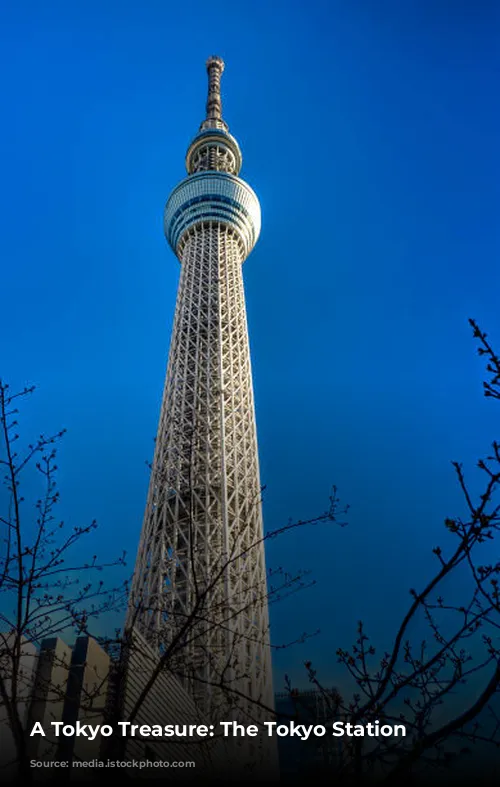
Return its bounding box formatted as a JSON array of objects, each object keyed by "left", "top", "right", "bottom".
[{"left": 128, "top": 57, "right": 273, "bottom": 721}]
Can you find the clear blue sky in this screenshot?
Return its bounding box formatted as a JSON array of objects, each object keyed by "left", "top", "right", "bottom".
[{"left": 1, "top": 1, "right": 499, "bottom": 691}]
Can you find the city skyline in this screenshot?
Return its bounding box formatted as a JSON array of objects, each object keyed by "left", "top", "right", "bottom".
[{"left": 1, "top": 0, "right": 498, "bottom": 696}]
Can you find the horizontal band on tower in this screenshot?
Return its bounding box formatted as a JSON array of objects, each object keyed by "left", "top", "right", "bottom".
[
  {"left": 164, "top": 172, "right": 261, "bottom": 259},
  {"left": 186, "top": 128, "right": 242, "bottom": 174}
]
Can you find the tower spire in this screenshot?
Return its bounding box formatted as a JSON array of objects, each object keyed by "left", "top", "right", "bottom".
[
  {"left": 186, "top": 57, "right": 241, "bottom": 175},
  {"left": 206, "top": 56, "right": 224, "bottom": 122},
  {"left": 200, "top": 55, "right": 228, "bottom": 131}
]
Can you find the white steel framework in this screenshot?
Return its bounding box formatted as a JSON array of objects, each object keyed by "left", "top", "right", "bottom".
[{"left": 128, "top": 57, "right": 273, "bottom": 723}]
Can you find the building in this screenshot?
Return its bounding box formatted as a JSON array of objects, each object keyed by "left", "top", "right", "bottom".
[
  {"left": 0, "top": 633, "right": 111, "bottom": 778},
  {"left": 0, "top": 634, "right": 38, "bottom": 778},
  {"left": 59, "top": 637, "right": 111, "bottom": 764},
  {"left": 127, "top": 56, "right": 274, "bottom": 745},
  {"left": 27, "top": 636, "right": 72, "bottom": 761},
  {"left": 109, "top": 627, "right": 211, "bottom": 772}
]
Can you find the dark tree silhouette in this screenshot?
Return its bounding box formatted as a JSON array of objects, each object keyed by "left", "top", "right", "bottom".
[
  {"left": 0, "top": 382, "right": 127, "bottom": 781},
  {"left": 297, "top": 320, "right": 500, "bottom": 785}
]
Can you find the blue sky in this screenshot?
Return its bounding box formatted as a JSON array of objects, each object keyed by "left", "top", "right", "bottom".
[{"left": 1, "top": 1, "right": 499, "bottom": 691}]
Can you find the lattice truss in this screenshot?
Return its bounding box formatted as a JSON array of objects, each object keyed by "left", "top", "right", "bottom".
[
  {"left": 129, "top": 222, "right": 273, "bottom": 719},
  {"left": 190, "top": 143, "right": 238, "bottom": 174}
]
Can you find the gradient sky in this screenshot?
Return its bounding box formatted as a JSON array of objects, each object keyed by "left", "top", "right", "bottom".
[{"left": 1, "top": 1, "right": 499, "bottom": 692}]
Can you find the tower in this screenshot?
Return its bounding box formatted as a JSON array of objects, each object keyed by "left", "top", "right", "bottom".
[{"left": 128, "top": 57, "right": 273, "bottom": 723}]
